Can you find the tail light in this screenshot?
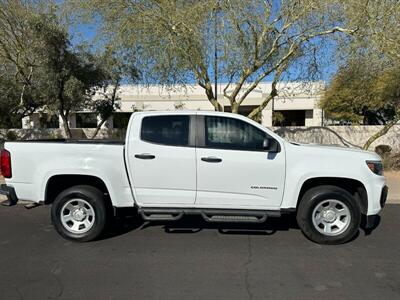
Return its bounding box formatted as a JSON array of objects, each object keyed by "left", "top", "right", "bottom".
[{"left": 0, "top": 149, "right": 12, "bottom": 178}]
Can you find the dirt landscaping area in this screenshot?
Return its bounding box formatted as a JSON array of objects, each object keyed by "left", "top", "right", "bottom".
[
  {"left": 386, "top": 171, "right": 400, "bottom": 203},
  {"left": 1, "top": 172, "right": 399, "bottom": 203}
]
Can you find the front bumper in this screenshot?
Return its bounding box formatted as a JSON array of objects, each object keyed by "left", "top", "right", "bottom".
[
  {"left": 363, "top": 186, "right": 388, "bottom": 230},
  {"left": 380, "top": 185, "right": 388, "bottom": 208},
  {"left": 0, "top": 184, "right": 18, "bottom": 206},
  {"left": 363, "top": 214, "right": 380, "bottom": 229}
]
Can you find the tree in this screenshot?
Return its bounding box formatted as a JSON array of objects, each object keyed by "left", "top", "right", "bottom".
[
  {"left": 321, "top": 1, "right": 400, "bottom": 150},
  {"left": 320, "top": 60, "right": 400, "bottom": 150},
  {"left": 0, "top": 74, "right": 35, "bottom": 128},
  {"left": 0, "top": 0, "right": 49, "bottom": 126},
  {"left": 0, "top": 1, "right": 108, "bottom": 138},
  {"left": 342, "top": 0, "right": 400, "bottom": 62},
  {"left": 90, "top": 49, "right": 139, "bottom": 139},
  {"left": 30, "top": 14, "right": 107, "bottom": 138},
  {"left": 71, "top": 0, "right": 355, "bottom": 120}
]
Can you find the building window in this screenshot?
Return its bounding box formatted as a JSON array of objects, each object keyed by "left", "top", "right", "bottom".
[
  {"left": 113, "top": 112, "right": 133, "bottom": 129},
  {"left": 75, "top": 113, "right": 98, "bottom": 128},
  {"left": 39, "top": 114, "right": 59, "bottom": 129},
  {"left": 273, "top": 110, "right": 306, "bottom": 126}
]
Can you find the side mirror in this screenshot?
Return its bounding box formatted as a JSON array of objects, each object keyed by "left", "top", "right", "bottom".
[{"left": 263, "top": 138, "right": 280, "bottom": 153}]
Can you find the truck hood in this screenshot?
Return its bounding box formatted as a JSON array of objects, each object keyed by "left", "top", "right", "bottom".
[{"left": 291, "top": 142, "right": 380, "bottom": 157}]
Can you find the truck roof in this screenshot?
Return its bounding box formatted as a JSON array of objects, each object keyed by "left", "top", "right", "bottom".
[{"left": 132, "top": 110, "right": 252, "bottom": 119}]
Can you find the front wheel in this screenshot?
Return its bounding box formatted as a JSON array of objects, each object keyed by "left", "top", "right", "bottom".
[
  {"left": 297, "top": 185, "right": 361, "bottom": 245},
  {"left": 51, "top": 185, "right": 109, "bottom": 242}
]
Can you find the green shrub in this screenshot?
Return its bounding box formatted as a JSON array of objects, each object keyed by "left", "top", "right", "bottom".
[{"left": 5, "top": 131, "right": 18, "bottom": 141}]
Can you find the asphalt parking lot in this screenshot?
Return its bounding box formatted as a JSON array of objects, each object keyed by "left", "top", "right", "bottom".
[{"left": 0, "top": 204, "right": 399, "bottom": 300}]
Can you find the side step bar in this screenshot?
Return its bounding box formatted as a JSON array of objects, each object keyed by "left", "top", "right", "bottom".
[
  {"left": 201, "top": 210, "right": 267, "bottom": 223},
  {"left": 139, "top": 209, "right": 184, "bottom": 221},
  {"left": 138, "top": 208, "right": 281, "bottom": 223}
]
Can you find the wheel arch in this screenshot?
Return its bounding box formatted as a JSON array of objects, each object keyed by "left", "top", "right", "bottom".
[
  {"left": 297, "top": 177, "right": 368, "bottom": 214},
  {"left": 44, "top": 174, "right": 113, "bottom": 206}
]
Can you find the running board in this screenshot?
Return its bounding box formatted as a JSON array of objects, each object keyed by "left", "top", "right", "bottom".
[
  {"left": 138, "top": 208, "right": 280, "bottom": 223},
  {"left": 201, "top": 211, "right": 267, "bottom": 223},
  {"left": 139, "top": 209, "right": 184, "bottom": 221}
]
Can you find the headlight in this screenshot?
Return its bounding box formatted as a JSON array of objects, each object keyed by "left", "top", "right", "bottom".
[{"left": 366, "top": 160, "right": 383, "bottom": 175}]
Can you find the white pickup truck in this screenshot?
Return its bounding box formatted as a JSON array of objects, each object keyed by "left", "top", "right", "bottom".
[{"left": 0, "top": 111, "right": 388, "bottom": 244}]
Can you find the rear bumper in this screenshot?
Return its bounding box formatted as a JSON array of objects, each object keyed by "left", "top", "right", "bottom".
[{"left": 0, "top": 184, "right": 18, "bottom": 206}]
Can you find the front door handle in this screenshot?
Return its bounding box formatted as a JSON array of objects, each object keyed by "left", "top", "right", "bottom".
[
  {"left": 135, "top": 153, "right": 156, "bottom": 160},
  {"left": 201, "top": 157, "right": 222, "bottom": 163}
]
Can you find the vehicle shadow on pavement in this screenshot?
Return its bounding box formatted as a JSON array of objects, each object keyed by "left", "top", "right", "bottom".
[
  {"left": 162, "top": 214, "right": 300, "bottom": 236},
  {"left": 102, "top": 213, "right": 301, "bottom": 239},
  {"left": 361, "top": 214, "right": 381, "bottom": 236},
  {"left": 100, "top": 215, "right": 145, "bottom": 240},
  {"left": 100, "top": 212, "right": 378, "bottom": 241}
]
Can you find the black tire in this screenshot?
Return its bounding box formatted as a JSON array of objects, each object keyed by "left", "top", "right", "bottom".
[
  {"left": 296, "top": 185, "right": 361, "bottom": 245},
  {"left": 51, "top": 185, "right": 110, "bottom": 242}
]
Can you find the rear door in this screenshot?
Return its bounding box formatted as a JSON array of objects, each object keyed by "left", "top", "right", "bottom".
[
  {"left": 127, "top": 114, "right": 196, "bottom": 206},
  {"left": 195, "top": 114, "right": 285, "bottom": 209}
]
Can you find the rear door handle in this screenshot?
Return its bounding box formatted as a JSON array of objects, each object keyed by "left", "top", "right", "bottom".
[
  {"left": 135, "top": 153, "right": 156, "bottom": 160},
  {"left": 201, "top": 157, "right": 222, "bottom": 163}
]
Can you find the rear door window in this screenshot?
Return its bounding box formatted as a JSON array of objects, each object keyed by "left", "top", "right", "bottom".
[{"left": 141, "top": 115, "right": 190, "bottom": 146}]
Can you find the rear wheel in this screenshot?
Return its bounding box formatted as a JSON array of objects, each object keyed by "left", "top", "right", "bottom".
[
  {"left": 297, "top": 185, "right": 361, "bottom": 244},
  {"left": 51, "top": 185, "right": 109, "bottom": 242}
]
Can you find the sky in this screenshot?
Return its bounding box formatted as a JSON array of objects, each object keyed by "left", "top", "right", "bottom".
[
  {"left": 68, "top": 18, "right": 339, "bottom": 85},
  {"left": 69, "top": 23, "right": 99, "bottom": 49}
]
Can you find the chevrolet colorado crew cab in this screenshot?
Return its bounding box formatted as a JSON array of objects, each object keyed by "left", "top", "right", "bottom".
[{"left": 0, "top": 111, "right": 388, "bottom": 244}]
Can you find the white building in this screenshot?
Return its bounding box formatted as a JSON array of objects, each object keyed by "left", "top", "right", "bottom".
[{"left": 22, "top": 82, "right": 324, "bottom": 130}]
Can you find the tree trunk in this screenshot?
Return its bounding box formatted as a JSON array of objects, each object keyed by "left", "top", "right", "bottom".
[
  {"left": 209, "top": 98, "right": 223, "bottom": 112},
  {"left": 60, "top": 112, "right": 72, "bottom": 139},
  {"left": 91, "top": 119, "right": 107, "bottom": 139},
  {"left": 363, "top": 117, "right": 399, "bottom": 150},
  {"left": 202, "top": 82, "right": 223, "bottom": 111},
  {"left": 248, "top": 92, "right": 277, "bottom": 120},
  {"left": 231, "top": 103, "right": 239, "bottom": 114}
]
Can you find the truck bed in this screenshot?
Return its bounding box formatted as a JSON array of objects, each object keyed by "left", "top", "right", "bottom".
[
  {"left": 3, "top": 140, "right": 133, "bottom": 207},
  {"left": 8, "top": 139, "right": 125, "bottom": 145}
]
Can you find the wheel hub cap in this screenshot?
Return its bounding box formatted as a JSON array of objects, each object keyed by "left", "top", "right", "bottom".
[
  {"left": 60, "top": 199, "right": 95, "bottom": 234},
  {"left": 72, "top": 208, "right": 86, "bottom": 221},
  {"left": 312, "top": 199, "right": 351, "bottom": 236},
  {"left": 322, "top": 209, "right": 336, "bottom": 223}
]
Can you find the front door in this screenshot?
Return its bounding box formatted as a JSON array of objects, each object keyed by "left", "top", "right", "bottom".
[
  {"left": 195, "top": 115, "right": 285, "bottom": 209},
  {"left": 127, "top": 114, "right": 196, "bottom": 206}
]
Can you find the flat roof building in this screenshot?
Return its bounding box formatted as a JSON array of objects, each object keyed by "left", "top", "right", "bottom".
[{"left": 21, "top": 82, "right": 324, "bottom": 130}]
